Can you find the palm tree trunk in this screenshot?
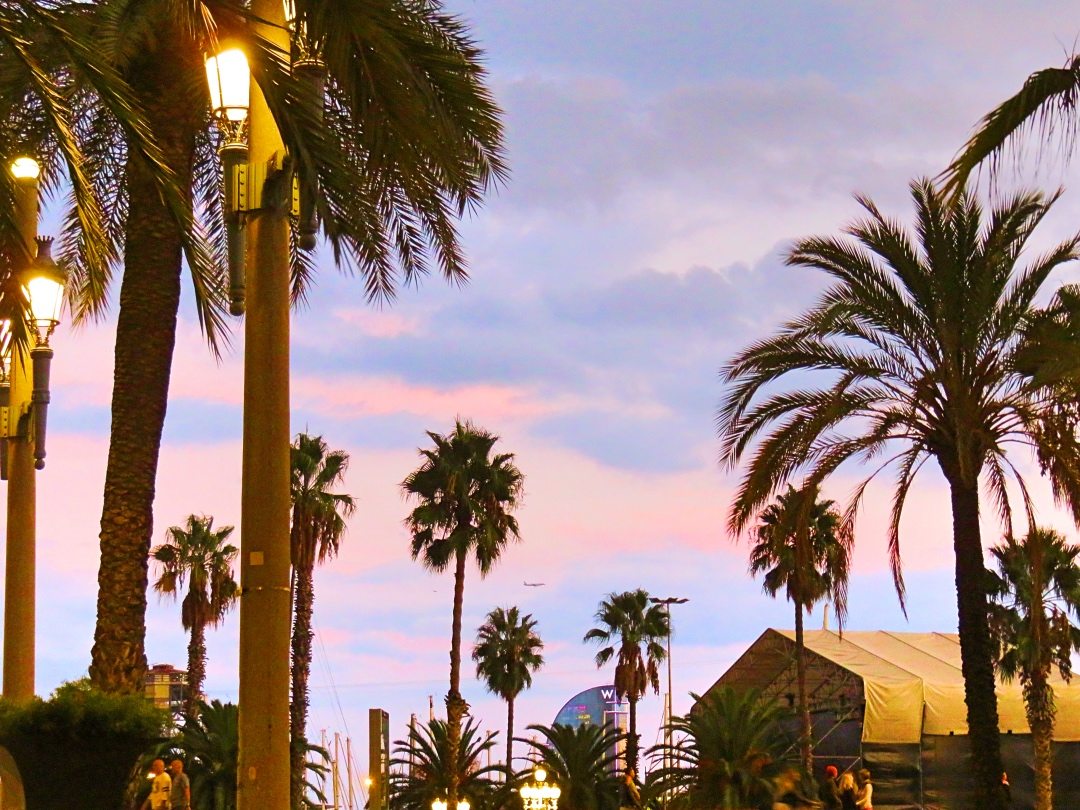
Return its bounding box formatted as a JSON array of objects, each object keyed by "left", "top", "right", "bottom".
[
  {"left": 446, "top": 547, "right": 468, "bottom": 809},
  {"left": 794, "top": 600, "right": 812, "bottom": 775},
  {"left": 185, "top": 619, "right": 207, "bottom": 720},
  {"left": 291, "top": 563, "right": 316, "bottom": 808},
  {"left": 89, "top": 67, "right": 198, "bottom": 694},
  {"left": 505, "top": 695, "right": 514, "bottom": 777},
  {"left": 949, "top": 479, "right": 1007, "bottom": 810},
  {"left": 1025, "top": 671, "right": 1055, "bottom": 810},
  {"left": 626, "top": 695, "right": 638, "bottom": 778}
]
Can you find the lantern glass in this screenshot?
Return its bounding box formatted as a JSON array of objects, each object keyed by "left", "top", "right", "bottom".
[
  {"left": 205, "top": 48, "right": 250, "bottom": 122},
  {"left": 10, "top": 157, "right": 39, "bottom": 180},
  {"left": 25, "top": 274, "right": 63, "bottom": 338},
  {"left": 283, "top": 0, "right": 296, "bottom": 25}
]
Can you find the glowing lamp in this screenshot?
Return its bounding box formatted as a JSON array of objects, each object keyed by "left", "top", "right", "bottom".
[{"left": 205, "top": 48, "right": 250, "bottom": 123}]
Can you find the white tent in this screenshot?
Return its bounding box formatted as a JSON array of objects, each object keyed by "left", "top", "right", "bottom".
[{"left": 707, "top": 628, "right": 1080, "bottom": 743}]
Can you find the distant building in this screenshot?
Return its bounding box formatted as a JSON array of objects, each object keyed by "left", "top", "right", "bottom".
[
  {"left": 145, "top": 663, "right": 188, "bottom": 711},
  {"left": 553, "top": 684, "right": 628, "bottom": 730},
  {"left": 552, "top": 685, "right": 629, "bottom": 774}
]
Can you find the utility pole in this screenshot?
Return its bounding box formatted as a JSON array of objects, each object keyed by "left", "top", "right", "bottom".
[
  {"left": 3, "top": 158, "right": 38, "bottom": 703},
  {"left": 650, "top": 596, "right": 688, "bottom": 810},
  {"left": 236, "top": 0, "right": 292, "bottom": 806}
]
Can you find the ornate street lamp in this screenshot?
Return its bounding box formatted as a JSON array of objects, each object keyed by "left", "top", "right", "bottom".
[
  {"left": 431, "top": 798, "right": 470, "bottom": 810},
  {"left": 205, "top": 47, "right": 251, "bottom": 315},
  {"left": 282, "top": 0, "right": 324, "bottom": 249},
  {"left": 22, "top": 237, "right": 67, "bottom": 469},
  {"left": 520, "top": 767, "right": 561, "bottom": 810}
]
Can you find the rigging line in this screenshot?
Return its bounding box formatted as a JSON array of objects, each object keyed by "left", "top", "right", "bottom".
[{"left": 316, "top": 623, "right": 352, "bottom": 740}]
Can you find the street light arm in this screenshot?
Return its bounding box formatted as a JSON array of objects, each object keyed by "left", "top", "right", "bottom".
[{"left": 30, "top": 344, "right": 52, "bottom": 470}]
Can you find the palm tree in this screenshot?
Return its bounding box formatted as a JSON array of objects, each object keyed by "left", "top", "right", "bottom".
[
  {"left": 150, "top": 514, "right": 238, "bottom": 719},
  {"left": 717, "top": 179, "right": 1080, "bottom": 810},
  {"left": 748, "top": 484, "right": 850, "bottom": 775},
  {"left": 402, "top": 421, "right": 525, "bottom": 809},
  {"left": 986, "top": 528, "right": 1080, "bottom": 810},
  {"left": 289, "top": 433, "right": 355, "bottom": 806},
  {"left": 172, "top": 699, "right": 329, "bottom": 810},
  {"left": 389, "top": 718, "right": 505, "bottom": 810},
  {"left": 517, "top": 723, "right": 624, "bottom": 810},
  {"left": 582, "top": 589, "right": 669, "bottom": 777},
  {"left": 941, "top": 53, "right": 1080, "bottom": 195},
  {"left": 85, "top": 0, "right": 506, "bottom": 696},
  {"left": 473, "top": 606, "right": 544, "bottom": 774},
  {"left": 646, "top": 688, "right": 791, "bottom": 810}
]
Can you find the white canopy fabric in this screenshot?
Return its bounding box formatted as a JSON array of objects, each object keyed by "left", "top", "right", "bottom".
[{"left": 721, "top": 629, "right": 1080, "bottom": 743}]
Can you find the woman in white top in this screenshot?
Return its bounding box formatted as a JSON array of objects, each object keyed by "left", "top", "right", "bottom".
[{"left": 854, "top": 768, "right": 873, "bottom": 810}]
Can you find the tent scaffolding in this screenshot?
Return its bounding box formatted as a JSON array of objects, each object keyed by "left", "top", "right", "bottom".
[{"left": 700, "top": 629, "right": 1080, "bottom": 810}]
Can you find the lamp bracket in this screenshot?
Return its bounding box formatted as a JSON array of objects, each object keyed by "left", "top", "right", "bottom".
[{"left": 232, "top": 159, "right": 301, "bottom": 217}]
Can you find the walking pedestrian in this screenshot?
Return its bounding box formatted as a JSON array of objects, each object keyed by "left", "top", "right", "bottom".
[
  {"left": 854, "top": 769, "right": 873, "bottom": 810},
  {"left": 142, "top": 759, "right": 171, "bottom": 810},
  {"left": 169, "top": 759, "right": 190, "bottom": 810}
]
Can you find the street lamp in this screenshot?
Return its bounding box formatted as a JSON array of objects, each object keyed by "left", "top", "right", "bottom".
[
  {"left": 520, "top": 766, "right": 561, "bottom": 810},
  {"left": 431, "top": 799, "right": 470, "bottom": 810},
  {"left": 281, "top": 0, "right": 324, "bottom": 249},
  {"left": 2, "top": 155, "right": 67, "bottom": 702},
  {"left": 205, "top": 47, "right": 250, "bottom": 315},
  {"left": 650, "top": 596, "right": 688, "bottom": 810}
]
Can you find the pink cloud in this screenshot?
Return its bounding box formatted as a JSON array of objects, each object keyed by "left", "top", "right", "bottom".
[{"left": 330, "top": 308, "right": 424, "bottom": 339}]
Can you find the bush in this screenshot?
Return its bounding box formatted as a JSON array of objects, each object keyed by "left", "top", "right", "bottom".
[{"left": 0, "top": 681, "right": 168, "bottom": 808}]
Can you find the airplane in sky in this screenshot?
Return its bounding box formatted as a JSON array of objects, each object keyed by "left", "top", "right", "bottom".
[{"left": 523, "top": 581, "right": 546, "bottom": 587}]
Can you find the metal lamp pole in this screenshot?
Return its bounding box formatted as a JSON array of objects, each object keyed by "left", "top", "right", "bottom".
[
  {"left": 3, "top": 158, "right": 67, "bottom": 703},
  {"left": 650, "top": 596, "right": 688, "bottom": 810}
]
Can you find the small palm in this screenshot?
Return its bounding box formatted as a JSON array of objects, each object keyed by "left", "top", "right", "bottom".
[
  {"left": 473, "top": 606, "right": 544, "bottom": 772},
  {"left": 151, "top": 515, "right": 238, "bottom": 718},
  {"left": 583, "top": 589, "right": 668, "bottom": 776}
]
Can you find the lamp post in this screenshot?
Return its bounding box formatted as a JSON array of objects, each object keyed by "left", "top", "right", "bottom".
[
  {"left": 649, "top": 596, "right": 688, "bottom": 810},
  {"left": 520, "top": 766, "right": 561, "bottom": 810},
  {"left": 205, "top": 2, "right": 294, "bottom": 805},
  {"left": 431, "top": 799, "right": 470, "bottom": 810},
  {"left": 2, "top": 156, "right": 67, "bottom": 702}
]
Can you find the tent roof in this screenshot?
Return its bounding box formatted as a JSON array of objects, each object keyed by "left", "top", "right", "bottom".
[{"left": 705, "top": 629, "right": 1080, "bottom": 743}]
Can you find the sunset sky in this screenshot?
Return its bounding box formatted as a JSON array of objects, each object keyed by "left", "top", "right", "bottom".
[{"left": 17, "top": 0, "right": 1080, "bottom": 788}]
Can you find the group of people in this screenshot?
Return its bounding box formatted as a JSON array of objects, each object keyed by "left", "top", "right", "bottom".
[
  {"left": 817, "top": 765, "right": 872, "bottom": 810},
  {"left": 143, "top": 758, "right": 191, "bottom": 810}
]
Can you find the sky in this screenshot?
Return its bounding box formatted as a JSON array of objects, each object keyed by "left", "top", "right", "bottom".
[{"left": 14, "top": 0, "right": 1080, "bottom": 792}]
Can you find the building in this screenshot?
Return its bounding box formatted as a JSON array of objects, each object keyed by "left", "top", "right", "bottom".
[
  {"left": 144, "top": 663, "right": 188, "bottom": 712},
  {"left": 552, "top": 685, "right": 629, "bottom": 773},
  {"left": 701, "top": 629, "right": 1080, "bottom": 810}
]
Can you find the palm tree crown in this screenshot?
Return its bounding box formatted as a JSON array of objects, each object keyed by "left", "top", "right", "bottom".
[
  {"left": 519, "top": 723, "right": 624, "bottom": 810},
  {"left": 473, "top": 605, "right": 544, "bottom": 773},
  {"left": 389, "top": 718, "right": 504, "bottom": 810},
  {"left": 718, "top": 179, "right": 1080, "bottom": 809},
  {"left": 749, "top": 484, "right": 851, "bottom": 619},
  {"left": 583, "top": 589, "right": 668, "bottom": 777},
  {"left": 647, "top": 688, "right": 791, "bottom": 810},
  {"left": 151, "top": 514, "right": 238, "bottom": 718}
]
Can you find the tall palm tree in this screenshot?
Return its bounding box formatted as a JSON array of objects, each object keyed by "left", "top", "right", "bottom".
[
  {"left": 986, "top": 528, "right": 1080, "bottom": 810},
  {"left": 518, "top": 723, "right": 624, "bottom": 810},
  {"left": 646, "top": 688, "right": 791, "bottom": 810},
  {"left": 150, "top": 514, "right": 239, "bottom": 719},
  {"left": 84, "top": 0, "right": 506, "bottom": 696},
  {"left": 289, "top": 433, "right": 355, "bottom": 806},
  {"left": 582, "top": 589, "right": 669, "bottom": 777},
  {"left": 473, "top": 606, "right": 544, "bottom": 774},
  {"left": 941, "top": 53, "right": 1080, "bottom": 195},
  {"left": 717, "top": 179, "right": 1080, "bottom": 810},
  {"left": 389, "top": 718, "right": 504, "bottom": 810},
  {"left": 402, "top": 421, "right": 525, "bottom": 810},
  {"left": 748, "top": 484, "right": 850, "bottom": 775}
]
